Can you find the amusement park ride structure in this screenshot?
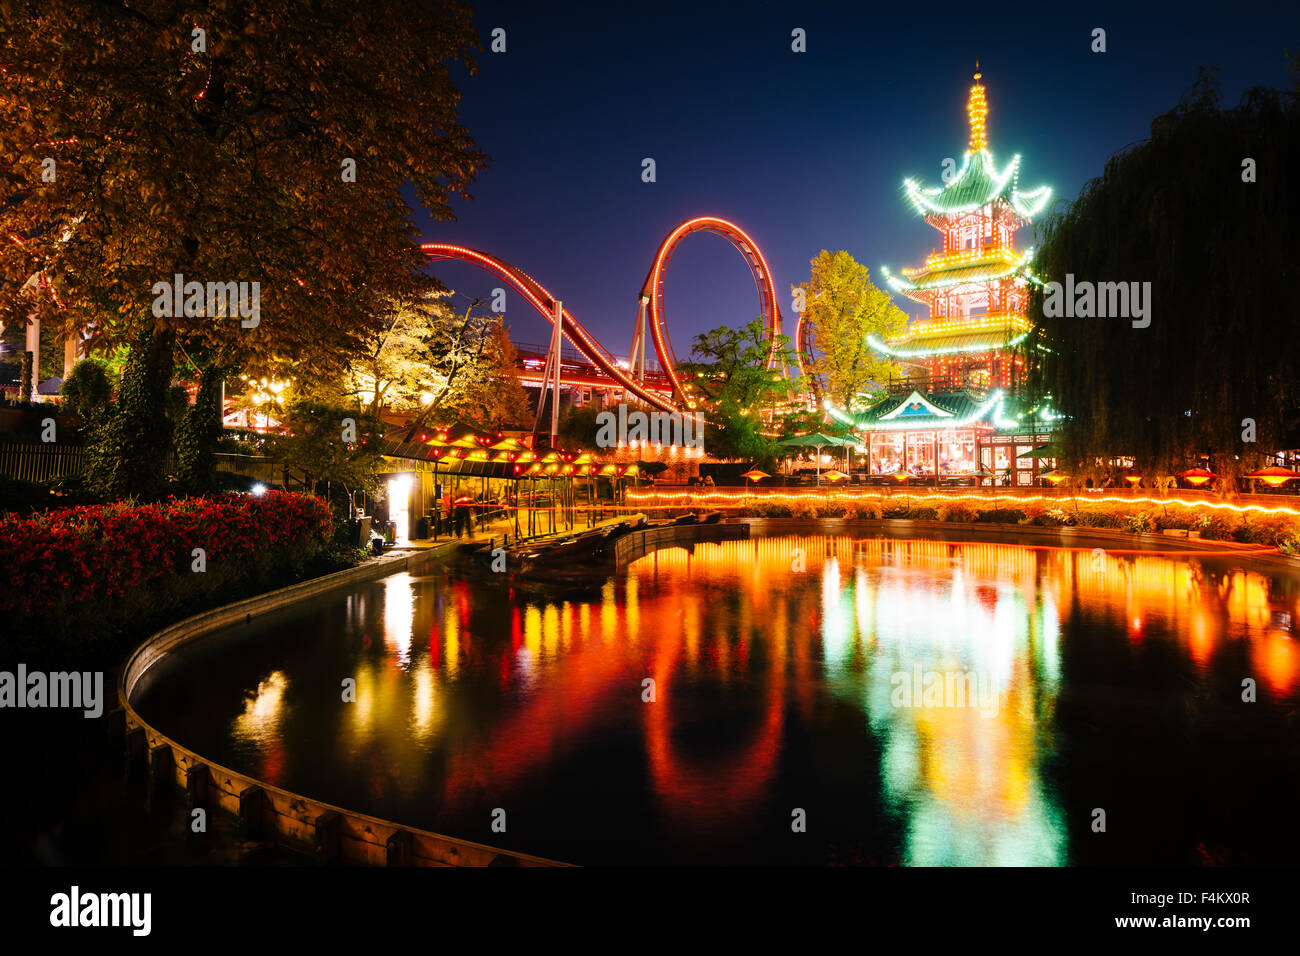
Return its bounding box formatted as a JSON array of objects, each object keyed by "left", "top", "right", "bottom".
[{"left": 423, "top": 215, "right": 814, "bottom": 419}]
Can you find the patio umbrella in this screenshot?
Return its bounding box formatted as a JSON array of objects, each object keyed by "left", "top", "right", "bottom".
[
  {"left": 1038, "top": 469, "right": 1069, "bottom": 485},
  {"left": 779, "top": 432, "right": 856, "bottom": 478},
  {"left": 1018, "top": 441, "right": 1063, "bottom": 459},
  {"left": 823, "top": 470, "right": 850, "bottom": 482},
  {"left": 1246, "top": 466, "right": 1300, "bottom": 487},
  {"left": 1176, "top": 467, "right": 1219, "bottom": 487},
  {"left": 740, "top": 468, "right": 770, "bottom": 483}
]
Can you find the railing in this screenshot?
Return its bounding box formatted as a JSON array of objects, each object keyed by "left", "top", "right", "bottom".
[{"left": 885, "top": 374, "right": 988, "bottom": 395}]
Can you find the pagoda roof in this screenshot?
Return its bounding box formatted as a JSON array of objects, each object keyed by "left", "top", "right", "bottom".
[
  {"left": 882, "top": 252, "right": 1043, "bottom": 302},
  {"left": 903, "top": 149, "right": 1051, "bottom": 220},
  {"left": 845, "top": 388, "right": 1019, "bottom": 431},
  {"left": 868, "top": 327, "right": 1029, "bottom": 359}
]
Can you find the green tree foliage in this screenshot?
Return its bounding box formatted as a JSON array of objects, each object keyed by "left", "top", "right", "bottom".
[
  {"left": 84, "top": 327, "right": 175, "bottom": 500},
  {"left": 1030, "top": 67, "right": 1299, "bottom": 483},
  {"left": 174, "top": 362, "right": 226, "bottom": 493},
  {"left": 795, "top": 250, "right": 906, "bottom": 408},
  {"left": 59, "top": 356, "right": 114, "bottom": 425},
  {"left": 677, "top": 318, "right": 795, "bottom": 466},
  {"left": 262, "top": 399, "right": 385, "bottom": 517}
]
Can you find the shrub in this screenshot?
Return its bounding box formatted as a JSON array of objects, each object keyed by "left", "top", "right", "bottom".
[
  {"left": 1123, "top": 510, "right": 1155, "bottom": 534},
  {"left": 936, "top": 502, "right": 974, "bottom": 523},
  {"left": 845, "top": 500, "right": 883, "bottom": 520},
  {"left": 1075, "top": 508, "right": 1120, "bottom": 528},
  {"left": 1037, "top": 507, "right": 1073, "bottom": 527},
  {"left": 790, "top": 498, "right": 818, "bottom": 520},
  {"left": 60, "top": 357, "right": 114, "bottom": 424},
  {"left": 975, "top": 507, "right": 1025, "bottom": 524},
  {"left": 1199, "top": 512, "right": 1241, "bottom": 540}
]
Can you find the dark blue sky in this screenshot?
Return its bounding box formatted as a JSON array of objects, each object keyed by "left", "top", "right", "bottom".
[{"left": 413, "top": 1, "right": 1298, "bottom": 361}]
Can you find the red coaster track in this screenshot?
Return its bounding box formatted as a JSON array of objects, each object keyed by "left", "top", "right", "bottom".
[{"left": 424, "top": 217, "right": 812, "bottom": 414}]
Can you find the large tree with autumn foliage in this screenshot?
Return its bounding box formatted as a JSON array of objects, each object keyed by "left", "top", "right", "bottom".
[{"left": 0, "top": 0, "right": 487, "bottom": 496}]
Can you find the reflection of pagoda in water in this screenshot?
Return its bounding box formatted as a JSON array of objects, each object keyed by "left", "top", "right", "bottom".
[{"left": 830, "top": 68, "right": 1061, "bottom": 487}]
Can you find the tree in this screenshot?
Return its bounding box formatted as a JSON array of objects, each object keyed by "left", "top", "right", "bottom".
[
  {"left": 398, "top": 304, "right": 530, "bottom": 434},
  {"left": 309, "top": 294, "right": 444, "bottom": 419},
  {"left": 450, "top": 320, "right": 531, "bottom": 428},
  {"left": 794, "top": 250, "right": 906, "bottom": 408},
  {"left": 84, "top": 327, "right": 175, "bottom": 501},
  {"left": 676, "top": 318, "right": 796, "bottom": 466},
  {"left": 174, "top": 362, "right": 226, "bottom": 493},
  {"left": 262, "top": 398, "right": 385, "bottom": 518},
  {"left": 1, "top": 0, "right": 487, "bottom": 485},
  {"left": 1029, "top": 65, "right": 1300, "bottom": 485},
  {"left": 557, "top": 404, "right": 604, "bottom": 450},
  {"left": 59, "top": 356, "right": 113, "bottom": 424}
]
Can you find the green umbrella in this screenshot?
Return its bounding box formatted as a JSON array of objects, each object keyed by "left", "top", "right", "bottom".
[
  {"left": 1018, "top": 441, "right": 1062, "bottom": 459},
  {"left": 779, "top": 432, "right": 858, "bottom": 479}
]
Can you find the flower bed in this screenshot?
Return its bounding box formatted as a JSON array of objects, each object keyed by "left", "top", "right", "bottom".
[{"left": 1, "top": 491, "right": 333, "bottom": 644}]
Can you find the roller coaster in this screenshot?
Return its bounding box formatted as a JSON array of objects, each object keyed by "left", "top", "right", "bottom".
[{"left": 423, "top": 216, "right": 812, "bottom": 416}]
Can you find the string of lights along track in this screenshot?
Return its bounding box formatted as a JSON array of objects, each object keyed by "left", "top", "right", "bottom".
[{"left": 424, "top": 216, "right": 813, "bottom": 415}]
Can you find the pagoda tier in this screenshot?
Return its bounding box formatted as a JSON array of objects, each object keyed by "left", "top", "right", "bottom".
[{"left": 872, "top": 68, "right": 1050, "bottom": 382}]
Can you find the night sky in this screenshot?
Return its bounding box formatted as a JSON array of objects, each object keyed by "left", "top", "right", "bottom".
[{"left": 412, "top": 1, "right": 1298, "bottom": 362}]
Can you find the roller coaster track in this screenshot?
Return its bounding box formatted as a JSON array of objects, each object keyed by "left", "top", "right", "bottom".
[{"left": 424, "top": 217, "right": 814, "bottom": 416}]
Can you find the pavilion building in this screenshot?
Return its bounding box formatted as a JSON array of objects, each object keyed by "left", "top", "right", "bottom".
[{"left": 829, "top": 68, "right": 1060, "bottom": 486}]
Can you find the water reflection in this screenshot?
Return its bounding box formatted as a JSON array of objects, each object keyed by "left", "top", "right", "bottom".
[{"left": 139, "top": 534, "right": 1300, "bottom": 865}]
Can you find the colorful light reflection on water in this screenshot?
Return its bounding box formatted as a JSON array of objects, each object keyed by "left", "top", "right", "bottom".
[{"left": 136, "top": 534, "right": 1300, "bottom": 865}]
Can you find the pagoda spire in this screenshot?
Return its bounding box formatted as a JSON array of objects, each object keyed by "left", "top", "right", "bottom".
[{"left": 967, "top": 63, "right": 987, "bottom": 152}]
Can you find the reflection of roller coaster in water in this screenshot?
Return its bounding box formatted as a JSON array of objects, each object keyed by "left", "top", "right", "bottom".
[{"left": 423, "top": 216, "right": 812, "bottom": 415}]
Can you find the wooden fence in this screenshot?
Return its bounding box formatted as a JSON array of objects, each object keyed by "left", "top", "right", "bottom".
[{"left": 0, "top": 442, "right": 87, "bottom": 482}]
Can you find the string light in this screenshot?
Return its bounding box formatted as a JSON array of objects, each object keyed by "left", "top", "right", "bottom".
[
  {"left": 893, "top": 314, "right": 1033, "bottom": 340},
  {"left": 623, "top": 488, "right": 1300, "bottom": 522},
  {"left": 868, "top": 331, "right": 1029, "bottom": 360}
]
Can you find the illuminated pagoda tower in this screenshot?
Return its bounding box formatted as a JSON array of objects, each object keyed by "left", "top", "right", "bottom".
[{"left": 828, "top": 67, "right": 1060, "bottom": 487}]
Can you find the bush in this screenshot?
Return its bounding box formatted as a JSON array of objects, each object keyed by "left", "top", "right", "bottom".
[
  {"left": 790, "top": 499, "right": 818, "bottom": 520},
  {"left": 845, "top": 500, "right": 883, "bottom": 520},
  {"left": 936, "top": 502, "right": 974, "bottom": 523},
  {"left": 974, "top": 507, "right": 1025, "bottom": 524},
  {"left": 0, "top": 491, "right": 333, "bottom": 646},
  {"left": 60, "top": 357, "right": 114, "bottom": 424},
  {"left": 1037, "top": 507, "right": 1073, "bottom": 527},
  {"left": 1123, "top": 510, "right": 1156, "bottom": 534},
  {"left": 1075, "top": 508, "right": 1120, "bottom": 528},
  {"left": 1199, "top": 512, "right": 1241, "bottom": 540}
]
